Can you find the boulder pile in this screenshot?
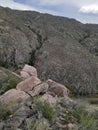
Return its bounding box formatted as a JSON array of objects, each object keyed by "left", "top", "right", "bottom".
[
  {"left": 19, "top": 64, "right": 69, "bottom": 98},
  {"left": 1, "top": 65, "right": 96, "bottom": 130},
  {"left": 0, "top": 64, "right": 69, "bottom": 108}
]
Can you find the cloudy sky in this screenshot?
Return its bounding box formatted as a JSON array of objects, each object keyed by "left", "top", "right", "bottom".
[{"left": 0, "top": 0, "right": 98, "bottom": 24}]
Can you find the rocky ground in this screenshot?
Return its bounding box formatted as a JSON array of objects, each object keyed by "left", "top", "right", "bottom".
[{"left": 0, "top": 65, "right": 98, "bottom": 130}]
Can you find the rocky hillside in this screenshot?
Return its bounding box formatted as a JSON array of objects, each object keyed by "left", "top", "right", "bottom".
[
  {"left": 0, "top": 6, "right": 98, "bottom": 95},
  {"left": 0, "top": 65, "right": 98, "bottom": 130}
]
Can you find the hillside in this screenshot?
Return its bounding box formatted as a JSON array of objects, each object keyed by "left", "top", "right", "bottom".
[{"left": 0, "top": 6, "right": 98, "bottom": 95}]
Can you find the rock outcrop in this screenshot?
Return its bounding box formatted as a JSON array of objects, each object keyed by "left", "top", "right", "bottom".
[
  {"left": 0, "top": 89, "right": 31, "bottom": 110},
  {"left": 20, "top": 64, "right": 37, "bottom": 79},
  {"left": 16, "top": 65, "right": 69, "bottom": 98},
  {"left": 41, "top": 93, "right": 57, "bottom": 104},
  {"left": 0, "top": 65, "right": 70, "bottom": 130},
  {"left": 16, "top": 76, "right": 41, "bottom": 92},
  {"left": 17, "top": 78, "right": 68, "bottom": 98},
  {"left": 0, "top": 65, "right": 69, "bottom": 110},
  {"left": 28, "top": 82, "right": 49, "bottom": 97},
  {"left": 46, "top": 79, "right": 69, "bottom": 97},
  {"left": 0, "top": 65, "right": 97, "bottom": 130}
]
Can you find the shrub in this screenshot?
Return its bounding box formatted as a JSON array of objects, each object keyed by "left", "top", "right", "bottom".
[
  {"left": 3, "top": 71, "right": 21, "bottom": 92},
  {"left": 34, "top": 99, "right": 56, "bottom": 121},
  {"left": 5, "top": 74, "right": 20, "bottom": 91},
  {"left": 0, "top": 103, "right": 12, "bottom": 120},
  {"left": 75, "top": 105, "right": 97, "bottom": 130}
]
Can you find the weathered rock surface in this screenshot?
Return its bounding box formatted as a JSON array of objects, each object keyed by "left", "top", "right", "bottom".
[
  {"left": 20, "top": 64, "right": 37, "bottom": 79},
  {"left": 0, "top": 94, "right": 79, "bottom": 130},
  {"left": 16, "top": 76, "right": 41, "bottom": 92},
  {"left": 47, "top": 79, "right": 69, "bottom": 97},
  {"left": 67, "top": 123, "right": 78, "bottom": 130},
  {"left": 41, "top": 93, "right": 57, "bottom": 104},
  {"left": 17, "top": 65, "right": 69, "bottom": 98},
  {"left": 20, "top": 71, "right": 30, "bottom": 80},
  {"left": 28, "top": 82, "right": 49, "bottom": 97},
  {"left": 0, "top": 105, "right": 33, "bottom": 130},
  {"left": 0, "top": 89, "right": 31, "bottom": 110}
]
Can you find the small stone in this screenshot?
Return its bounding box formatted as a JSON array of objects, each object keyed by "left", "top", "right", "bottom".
[
  {"left": 41, "top": 93, "right": 57, "bottom": 104},
  {"left": 67, "top": 123, "right": 78, "bottom": 130}
]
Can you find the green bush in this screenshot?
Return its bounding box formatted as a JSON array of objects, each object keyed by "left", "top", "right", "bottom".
[
  {"left": 0, "top": 68, "right": 21, "bottom": 94},
  {"left": 34, "top": 99, "right": 56, "bottom": 121},
  {"left": 0, "top": 103, "right": 12, "bottom": 120},
  {"left": 3, "top": 71, "right": 21, "bottom": 92},
  {"left": 63, "top": 109, "right": 77, "bottom": 124},
  {"left": 75, "top": 105, "right": 97, "bottom": 130},
  {"left": 5, "top": 74, "right": 20, "bottom": 91}
]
